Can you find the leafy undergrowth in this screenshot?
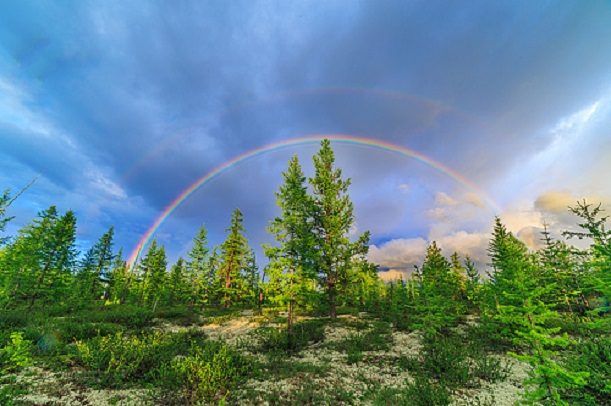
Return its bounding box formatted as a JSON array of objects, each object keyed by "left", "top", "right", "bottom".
[{"left": 1, "top": 308, "right": 606, "bottom": 406}]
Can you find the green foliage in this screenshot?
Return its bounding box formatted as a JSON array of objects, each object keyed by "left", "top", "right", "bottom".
[
  {"left": 372, "top": 380, "right": 452, "bottom": 406},
  {"left": 4, "top": 154, "right": 611, "bottom": 404},
  {"left": 250, "top": 319, "right": 326, "bottom": 355},
  {"left": 415, "top": 242, "right": 464, "bottom": 336},
  {"left": 79, "top": 305, "right": 155, "bottom": 328},
  {"left": 375, "top": 278, "right": 419, "bottom": 331},
  {"left": 135, "top": 238, "right": 168, "bottom": 308},
  {"left": 487, "top": 217, "right": 589, "bottom": 405},
  {"left": 218, "top": 208, "right": 256, "bottom": 310},
  {"left": 0, "top": 376, "right": 29, "bottom": 406},
  {"left": 0, "top": 206, "right": 77, "bottom": 309},
  {"left": 415, "top": 334, "right": 472, "bottom": 389},
  {"left": 0, "top": 332, "right": 32, "bottom": 373},
  {"left": 158, "top": 340, "right": 251, "bottom": 404},
  {"left": 264, "top": 154, "right": 319, "bottom": 340},
  {"left": 75, "top": 330, "right": 203, "bottom": 387},
  {"left": 333, "top": 321, "right": 391, "bottom": 364},
  {"left": 558, "top": 336, "right": 611, "bottom": 405},
  {"left": 75, "top": 225, "right": 115, "bottom": 303},
  {"left": 50, "top": 319, "right": 125, "bottom": 343},
  {"left": 0, "top": 189, "right": 14, "bottom": 246},
  {"left": 398, "top": 331, "right": 512, "bottom": 399},
  {"left": 309, "top": 139, "right": 372, "bottom": 319},
  {"left": 469, "top": 347, "right": 513, "bottom": 384}
]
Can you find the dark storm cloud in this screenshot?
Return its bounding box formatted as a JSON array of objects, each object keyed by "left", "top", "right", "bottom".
[{"left": 2, "top": 0, "right": 611, "bottom": 266}]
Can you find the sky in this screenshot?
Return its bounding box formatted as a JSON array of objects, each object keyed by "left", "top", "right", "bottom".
[{"left": 1, "top": 0, "right": 611, "bottom": 279}]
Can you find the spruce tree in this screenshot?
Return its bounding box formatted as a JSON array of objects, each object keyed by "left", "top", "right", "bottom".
[
  {"left": 107, "top": 248, "right": 127, "bottom": 303},
  {"left": 309, "top": 139, "right": 369, "bottom": 319},
  {"left": 186, "top": 224, "right": 210, "bottom": 312},
  {"left": 80, "top": 226, "right": 115, "bottom": 301},
  {"left": 488, "top": 218, "right": 588, "bottom": 405},
  {"left": 168, "top": 257, "right": 187, "bottom": 307},
  {"left": 265, "top": 155, "right": 316, "bottom": 337},
  {"left": 0, "top": 206, "right": 77, "bottom": 309},
  {"left": 463, "top": 256, "right": 482, "bottom": 313},
  {"left": 539, "top": 226, "right": 581, "bottom": 316},
  {"left": 147, "top": 244, "right": 168, "bottom": 311},
  {"left": 450, "top": 252, "right": 467, "bottom": 304},
  {"left": 137, "top": 238, "right": 159, "bottom": 306},
  {"left": 416, "top": 242, "right": 462, "bottom": 336},
  {"left": 30, "top": 209, "right": 77, "bottom": 308},
  {"left": 563, "top": 201, "right": 611, "bottom": 317},
  {"left": 219, "top": 208, "right": 250, "bottom": 309}
]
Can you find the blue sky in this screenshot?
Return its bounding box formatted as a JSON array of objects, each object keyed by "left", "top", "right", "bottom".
[{"left": 1, "top": 1, "right": 611, "bottom": 277}]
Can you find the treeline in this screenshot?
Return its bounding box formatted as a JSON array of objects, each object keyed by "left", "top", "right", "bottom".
[
  {"left": 0, "top": 140, "right": 609, "bottom": 327},
  {"left": 0, "top": 140, "right": 374, "bottom": 321}
]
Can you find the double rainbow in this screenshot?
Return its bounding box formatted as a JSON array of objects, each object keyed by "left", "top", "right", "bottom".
[{"left": 127, "top": 134, "right": 499, "bottom": 265}]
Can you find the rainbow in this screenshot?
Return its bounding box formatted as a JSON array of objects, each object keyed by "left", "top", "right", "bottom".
[{"left": 127, "top": 134, "right": 500, "bottom": 265}]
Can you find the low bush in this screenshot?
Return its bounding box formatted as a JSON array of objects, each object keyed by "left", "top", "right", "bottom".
[
  {"left": 0, "top": 331, "right": 32, "bottom": 374},
  {"left": 334, "top": 322, "right": 392, "bottom": 364},
  {"left": 560, "top": 336, "right": 611, "bottom": 405},
  {"left": 52, "top": 319, "right": 124, "bottom": 343},
  {"left": 250, "top": 319, "right": 326, "bottom": 355},
  {"left": 418, "top": 334, "right": 471, "bottom": 389},
  {"left": 83, "top": 306, "right": 154, "bottom": 328},
  {"left": 469, "top": 348, "right": 512, "bottom": 384},
  {"left": 75, "top": 330, "right": 203, "bottom": 387},
  {"left": 158, "top": 340, "right": 252, "bottom": 405},
  {"left": 372, "top": 379, "right": 452, "bottom": 406}
]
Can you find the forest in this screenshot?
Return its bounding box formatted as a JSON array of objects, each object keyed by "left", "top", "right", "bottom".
[{"left": 0, "top": 139, "right": 609, "bottom": 406}]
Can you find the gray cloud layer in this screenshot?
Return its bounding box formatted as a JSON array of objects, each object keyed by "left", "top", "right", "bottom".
[{"left": 1, "top": 1, "right": 610, "bottom": 269}]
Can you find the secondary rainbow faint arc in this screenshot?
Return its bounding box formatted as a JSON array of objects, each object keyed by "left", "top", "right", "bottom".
[{"left": 127, "top": 134, "right": 500, "bottom": 266}]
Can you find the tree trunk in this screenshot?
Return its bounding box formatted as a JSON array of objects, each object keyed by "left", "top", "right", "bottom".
[
  {"left": 120, "top": 274, "right": 131, "bottom": 305},
  {"left": 329, "top": 278, "right": 337, "bottom": 320},
  {"left": 223, "top": 264, "right": 232, "bottom": 310},
  {"left": 30, "top": 250, "right": 56, "bottom": 309},
  {"left": 288, "top": 268, "right": 294, "bottom": 342}
]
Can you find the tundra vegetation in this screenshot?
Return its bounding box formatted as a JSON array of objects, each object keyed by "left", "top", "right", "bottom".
[{"left": 0, "top": 140, "right": 609, "bottom": 405}]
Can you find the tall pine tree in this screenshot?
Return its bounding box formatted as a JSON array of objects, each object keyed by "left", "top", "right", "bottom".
[
  {"left": 265, "top": 155, "right": 316, "bottom": 337},
  {"left": 309, "top": 139, "right": 370, "bottom": 319},
  {"left": 219, "top": 208, "right": 250, "bottom": 309}
]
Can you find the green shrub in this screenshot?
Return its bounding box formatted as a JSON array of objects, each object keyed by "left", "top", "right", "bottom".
[
  {"left": 373, "top": 379, "right": 452, "bottom": 406},
  {"left": 85, "top": 306, "right": 154, "bottom": 328},
  {"left": 336, "top": 306, "right": 360, "bottom": 316},
  {"left": 0, "top": 376, "right": 28, "bottom": 406},
  {"left": 346, "top": 348, "right": 364, "bottom": 364},
  {"left": 251, "top": 319, "right": 326, "bottom": 355},
  {"left": 403, "top": 378, "right": 452, "bottom": 406},
  {"left": 543, "top": 315, "right": 591, "bottom": 337},
  {"left": 469, "top": 348, "right": 512, "bottom": 384},
  {"left": 333, "top": 320, "right": 391, "bottom": 360},
  {"left": 418, "top": 334, "right": 471, "bottom": 389},
  {"left": 0, "top": 311, "right": 28, "bottom": 331},
  {"left": 0, "top": 332, "right": 32, "bottom": 373},
  {"left": 53, "top": 319, "right": 125, "bottom": 343},
  {"left": 560, "top": 336, "right": 611, "bottom": 405},
  {"left": 158, "top": 340, "right": 251, "bottom": 404},
  {"left": 464, "top": 321, "right": 513, "bottom": 353},
  {"left": 75, "top": 330, "right": 201, "bottom": 387}
]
